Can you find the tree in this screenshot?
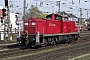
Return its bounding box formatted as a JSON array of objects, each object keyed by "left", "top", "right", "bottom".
[
  {"left": 40, "top": 14, "right": 48, "bottom": 19},
  {"left": 23, "top": 5, "right": 42, "bottom": 20}
]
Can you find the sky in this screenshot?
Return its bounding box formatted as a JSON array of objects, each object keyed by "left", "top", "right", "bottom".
[{"left": 0, "top": 0, "right": 90, "bottom": 19}]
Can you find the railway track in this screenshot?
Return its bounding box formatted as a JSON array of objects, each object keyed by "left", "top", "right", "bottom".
[
  {"left": 1, "top": 40, "right": 90, "bottom": 60},
  {"left": 0, "top": 31, "right": 90, "bottom": 60},
  {"left": 17, "top": 42, "right": 90, "bottom": 60}
]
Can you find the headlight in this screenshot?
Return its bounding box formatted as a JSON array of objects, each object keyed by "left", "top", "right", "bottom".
[
  {"left": 24, "top": 23, "right": 28, "bottom": 25},
  {"left": 32, "top": 22, "right": 36, "bottom": 25}
]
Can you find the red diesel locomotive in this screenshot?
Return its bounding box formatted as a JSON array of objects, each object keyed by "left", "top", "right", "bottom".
[{"left": 17, "top": 13, "right": 79, "bottom": 47}]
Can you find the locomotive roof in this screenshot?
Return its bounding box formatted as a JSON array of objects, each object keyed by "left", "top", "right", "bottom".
[
  {"left": 46, "top": 13, "right": 63, "bottom": 18},
  {"left": 46, "top": 13, "right": 68, "bottom": 18}
]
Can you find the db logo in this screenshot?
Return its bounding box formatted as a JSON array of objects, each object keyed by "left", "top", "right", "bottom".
[{"left": 49, "top": 23, "right": 56, "bottom": 27}]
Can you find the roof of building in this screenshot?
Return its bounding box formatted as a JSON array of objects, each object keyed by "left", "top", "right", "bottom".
[{"left": 57, "top": 11, "right": 78, "bottom": 18}]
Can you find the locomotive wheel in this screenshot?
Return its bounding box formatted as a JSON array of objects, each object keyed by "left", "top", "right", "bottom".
[
  {"left": 51, "top": 38, "right": 56, "bottom": 45},
  {"left": 21, "top": 39, "right": 25, "bottom": 46},
  {"left": 25, "top": 39, "right": 29, "bottom": 46},
  {"left": 73, "top": 35, "right": 78, "bottom": 42},
  {"left": 42, "top": 39, "right": 48, "bottom": 46},
  {"left": 74, "top": 37, "right": 78, "bottom": 42},
  {"left": 67, "top": 39, "right": 71, "bottom": 44}
]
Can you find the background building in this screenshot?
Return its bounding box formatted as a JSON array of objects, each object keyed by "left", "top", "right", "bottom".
[{"left": 0, "top": 6, "right": 3, "bottom": 31}]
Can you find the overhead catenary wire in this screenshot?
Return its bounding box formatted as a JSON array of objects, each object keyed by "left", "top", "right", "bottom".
[{"left": 9, "top": 0, "right": 90, "bottom": 19}]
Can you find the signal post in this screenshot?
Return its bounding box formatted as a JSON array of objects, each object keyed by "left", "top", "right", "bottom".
[{"left": 3, "top": 0, "right": 11, "bottom": 40}]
